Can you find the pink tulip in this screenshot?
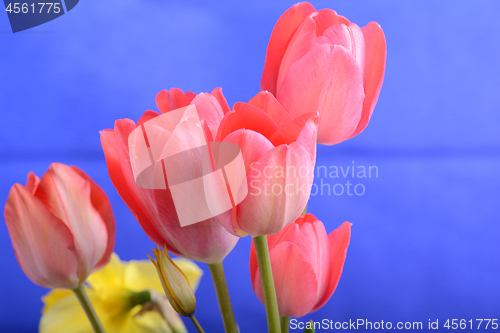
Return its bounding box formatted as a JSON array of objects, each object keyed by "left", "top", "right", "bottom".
[
  {"left": 100, "top": 87, "right": 239, "bottom": 264},
  {"left": 250, "top": 214, "right": 351, "bottom": 317},
  {"left": 4, "top": 163, "right": 115, "bottom": 289},
  {"left": 217, "top": 91, "right": 317, "bottom": 237},
  {"left": 261, "top": 2, "right": 386, "bottom": 145}
]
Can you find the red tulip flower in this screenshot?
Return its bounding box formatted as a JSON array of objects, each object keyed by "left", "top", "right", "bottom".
[
  {"left": 261, "top": 2, "right": 386, "bottom": 145},
  {"left": 250, "top": 214, "right": 351, "bottom": 317},
  {"left": 4, "top": 163, "right": 115, "bottom": 289},
  {"left": 100, "top": 88, "right": 239, "bottom": 264},
  {"left": 217, "top": 91, "right": 317, "bottom": 237}
]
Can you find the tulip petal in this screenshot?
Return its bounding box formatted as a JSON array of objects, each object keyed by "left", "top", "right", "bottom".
[
  {"left": 295, "top": 215, "right": 331, "bottom": 303},
  {"left": 316, "top": 23, "right": 366, "bottom": 76},
  {"left": 34, "top": 163, "right": 108, "bottom": 282},
  {"left": 4, "top": 184, "right": 79, "bottom": 289},
  {"left": 350, "top": 22, "right": 387, "bottom": 138},
  {"left": 190, "top": 92, "right": 227, "bottom": 139},
  {"left": 145, "top": 124, "right": 173, "bottom": 165},
  {"left": 270, "top": 112, "right": 318, "bottom": 148},
  {"left": 312, "top": 221, "right": 351, "bottom": 312},
  {"left": 26, "top": 172, "right": 40, "bottom": 194},
  {"left": 137, "top": 110, "right": 161, "bottom": 127},
  {"left": 237, "top": 137, "right": 315, "bottom": 236},
  {"left": 312, "top": 8, "right": 350, "bottom": 36},
  {"left": 158, "top": 115, "right": 206, "bottom": 162},
  {"left": 155, "top": 116, "right": 215, "bottom": 222},
  {"left": 221, "top": 129, "right": 274, "bottom": 236},
  {"left": 276, "top": 15, "right": 317, "bottom": 92},
  {"left": 216, "top": 103, "right": 279, "bottom": 142},
  {"left": 252, "top": 242, "right": 318, "bottom": 317},
  {"left": 223, "top": 129, "right": 274, "bottom": 174},
  {"left": 261, "top": 2, "right": 316, "bottom": 94},
  {"left": 267, "top": 214, "right": 331, "bottom": 303},
  {"left": 210, "top": 87, "right": 231, "bottom": 115},
  {"left": 265, "top": 213, "right": 320, "bottom": 251},
  {"left": 107, "top": 120, "right": 177, "bottom": 247},
  {"left": 199, "top": 119, "right": 214, "bottom": 144},
  {"left": 156, "top": 88, "right": 196, "bottom": 113},
  {"left": 292, "top": 116, "right": 318, "bottom": 164},
  {"left": 277, "top": 44, "right": 364, "bottom": 145},
  {"left": 159, "top": 212, "right": 238, "bottom": 264},
  {"left": 247, "top": 91, "right": 292, "bottom": 127},
  {"left": 70, "top": 166, "right": 116, "bottom": 272},
  {"left": 101, "top": 124, "right": 166, "bottom": 247}
]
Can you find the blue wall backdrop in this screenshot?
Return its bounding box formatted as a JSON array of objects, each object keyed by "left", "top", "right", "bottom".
[{"left": 1, "top": 0, "right": 499, "bottom": 332}]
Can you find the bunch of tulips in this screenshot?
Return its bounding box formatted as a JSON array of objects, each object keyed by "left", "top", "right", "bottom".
[{"left": 3, "top": 3, "right": 386, "bottom": 333}]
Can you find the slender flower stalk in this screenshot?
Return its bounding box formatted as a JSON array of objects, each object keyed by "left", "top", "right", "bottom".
[
  {"left": 253, "top": 235, "right": 281, "bottom": 333},
  {"left": 72, "top": 285, "right": 106, "bottom": 333},
  {"left": 189, "top": 314, "right": 206, "bottom": 333},
  {"left": 280, "top": 316, "right": 290, "bottom": 333},
  {"left": 208, "top": 262, "right": 238, "bottom": 333}
]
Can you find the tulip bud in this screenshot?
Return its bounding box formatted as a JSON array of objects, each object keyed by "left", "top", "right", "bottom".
[{"left": 148, "top": 247, "right": 196, "bottom": 317}]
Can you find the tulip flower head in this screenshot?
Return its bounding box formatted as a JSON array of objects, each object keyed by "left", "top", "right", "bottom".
[
  {"left": 4, "top": 163, "right": 115, "bottom": 289},
  {"left": 101, "top": 88, "right": 239, "bottom": 264},
  {"left": 216, "top": 91, "right": 318, "bottom": 237},
  {"left": 261, "top": 2, "right": 387, "bottom": 145},
  {"left": 250, "top": 214, "right": 351, "bottom": 317}
]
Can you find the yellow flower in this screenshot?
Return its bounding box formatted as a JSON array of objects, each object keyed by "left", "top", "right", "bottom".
[{"left": 39, "top": 253, "right": 203, "bottom": 333}]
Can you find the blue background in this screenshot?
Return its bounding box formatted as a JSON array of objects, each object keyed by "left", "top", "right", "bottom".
[{"left": 1, "top": 0, "right": 499, "bottom": 332}]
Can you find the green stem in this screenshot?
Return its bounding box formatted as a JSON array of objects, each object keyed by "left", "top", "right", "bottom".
[
  {"left": 73, "top": 285, "right": 106, "bottom": 333},
  {"left": 280, "top": 316, "right": 290, "bottom": 333},
  {"left": 208, "top": 261, "right": 238, "bottom": 333},
  {"left": 189, "top": 314, "right": 206, "bottom": 333},
  {"left": 253, "top": 235, "right": 281, "bottom": 333},
  {"left": 302, "top": 204, "right": 308, "bottom": 216}
]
